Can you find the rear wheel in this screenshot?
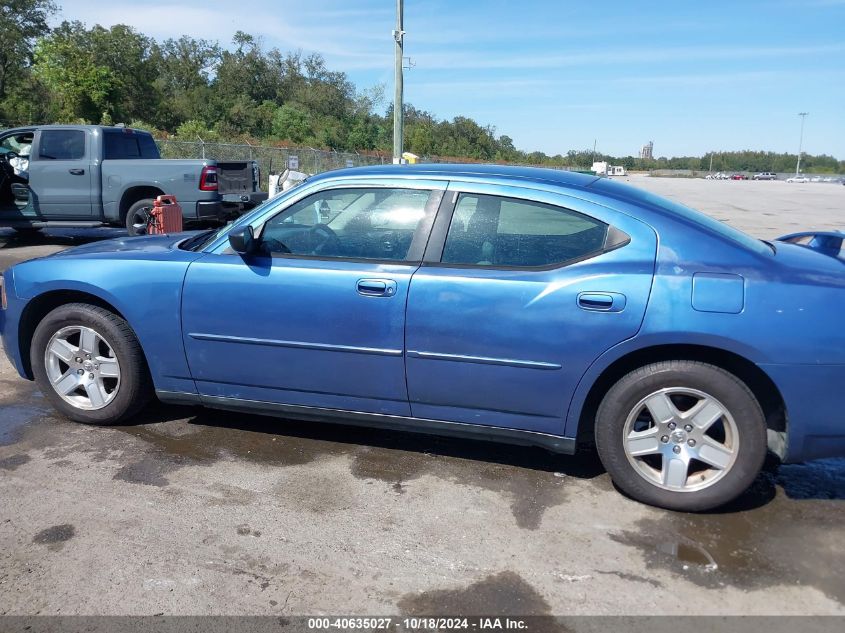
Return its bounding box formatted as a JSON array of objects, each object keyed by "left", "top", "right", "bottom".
[
  {"left": 31, "top": 303, "right": 152, "bottom": 424},
  {"left": 595, "top": 360, "right": 767, "bottom": 511},
  {"left": 125, "top": 198, "right": 154, "bottom": 236}
]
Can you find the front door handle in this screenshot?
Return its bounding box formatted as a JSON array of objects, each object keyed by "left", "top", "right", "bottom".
[
  {"left": 69, "top": 168, "right": 85, "bottom": 175},
  {"left": 357, "top": 279, "right": 397, "bottom": 297},
  {"left": 577, "top": 292, "right": 627, "bottom": 312}
]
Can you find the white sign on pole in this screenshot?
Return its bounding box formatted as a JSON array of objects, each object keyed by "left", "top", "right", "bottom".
[
  {"left": 288, "top": 155, "right": 299, "bottom": 170},
  {"left": 346, "top": 159, "right": 354, "bottom": 168}
]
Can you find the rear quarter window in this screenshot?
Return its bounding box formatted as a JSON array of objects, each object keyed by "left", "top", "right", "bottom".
[{"left": 103, "top": 131, "right": 160, "bottom": 159}]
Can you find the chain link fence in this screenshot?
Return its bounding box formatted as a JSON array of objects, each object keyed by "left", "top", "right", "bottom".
[
  {"left": 155, "top": 139, "right": 387, "bottom": 188},
  {"left": 154, "top": 139, "right": 580, "bottom": 190}
]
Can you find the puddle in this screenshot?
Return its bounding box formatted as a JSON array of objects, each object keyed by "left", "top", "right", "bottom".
[
  {"left": 32, "top": 523, "right": 76, "bottom": 549},
  {"left": 398, "top": 571, "right": 552, "bottom": 616},
  {"left": 0, "top": 404, "right": 49, "bottom": 446},
  {"left": 611, "top": 467, "right": 845, "bottom": 603},
  {"left": 113, "top": 454, "right": 181, "bottom": 487},
  {"left": 349, "top": 436, "right": 602, "bottom": 530},
  {"left": 0, "top": 453, "right": 30, "bottom": 470}
]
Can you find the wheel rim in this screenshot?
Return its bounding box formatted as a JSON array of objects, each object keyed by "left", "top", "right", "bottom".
[
  {"left": 622, "top": 387, "right": 739, "bottom": 493},
  {"left": 129, "top": 206, "right": 150, "bottom": 233},
  {"left": 44, "top": 326, "right": 121, "bottom": 411}
]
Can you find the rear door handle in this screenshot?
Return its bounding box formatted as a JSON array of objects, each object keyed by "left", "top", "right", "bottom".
[
  {"left": 69, "top": 168, "right": 85, "bottom": 175},
  {"left": 357, "top": 279, "right": 397, "bottom": 297},
  {"left": 577, "top": 292, "right": 626, "bottom": 312}
]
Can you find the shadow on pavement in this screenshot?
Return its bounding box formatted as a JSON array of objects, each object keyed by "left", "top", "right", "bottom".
[
  {"left": 0, "top": 227, "right": 127, "bottom": 249},
  {"left": 122, "top": 400, "right": 606, "bottom": 480}
]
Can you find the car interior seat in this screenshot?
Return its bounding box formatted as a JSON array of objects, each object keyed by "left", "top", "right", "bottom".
[{"left": 466, "top": 197, "right": 501, "bottom": 265}]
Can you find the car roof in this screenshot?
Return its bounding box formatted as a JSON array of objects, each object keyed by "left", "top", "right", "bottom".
[{"left": 311, "top": 163, "right": 602, "bottom": 190}]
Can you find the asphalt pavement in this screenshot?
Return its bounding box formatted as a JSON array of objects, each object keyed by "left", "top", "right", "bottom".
[{"left": 0, "top": 176, "right": 843, "bottom": 616}]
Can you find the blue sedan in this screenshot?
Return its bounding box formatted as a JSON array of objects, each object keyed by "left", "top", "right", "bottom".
[{"left": 1, "top": 165, "right": 843, "bottom": 511}]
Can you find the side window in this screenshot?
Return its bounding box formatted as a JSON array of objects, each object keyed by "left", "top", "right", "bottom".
[
  {"left": 38, "top": 130, "right": 86, "bottom": 160},
  {"left": 103, "top": 132, "right": 160, "bottom": 159},
  {"left": 441, "top": 193, "right": 609, "bottom": 268},
  {"left": 259, "top": 187, "right": 433, "bottom": 262},
  {"left": 138, "top": 134, "right": 160, "bottom": 158},
  {"left": 104, "top": 132, "right": 141, "bottom": 159},
  {"left": 1, "top": 132, "right": 33, "bottom": 155}
]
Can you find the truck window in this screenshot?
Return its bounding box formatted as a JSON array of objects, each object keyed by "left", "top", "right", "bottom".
[
  {"left": 38, "top": 130, "right": 85, "bottom": 160},
  {"left": 104, "top": 131, "right": 161, "bottom": 159}
]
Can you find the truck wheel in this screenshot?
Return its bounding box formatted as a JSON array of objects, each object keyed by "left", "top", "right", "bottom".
[
  {"left": 31, "top": 303, "right": 152, "bottom": 425},
  {"left": 125, "top": 199, "right": 154, "bottom": 236},
  {"left": 594, "top": 360, "right": 767, "bottom": 512}
]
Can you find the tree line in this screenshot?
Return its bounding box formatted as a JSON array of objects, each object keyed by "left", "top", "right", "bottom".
[{"left": 2, "top": 1, "right": 842, "bottom": 173}]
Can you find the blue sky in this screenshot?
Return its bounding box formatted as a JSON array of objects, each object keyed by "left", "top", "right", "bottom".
[{"left": 56, "top": 0, "right": 844, "bottom": 158}]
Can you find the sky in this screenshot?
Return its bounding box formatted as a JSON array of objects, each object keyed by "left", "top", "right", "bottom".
[{"left": 54, "top": 0, "right": 845, "bottom": 158}]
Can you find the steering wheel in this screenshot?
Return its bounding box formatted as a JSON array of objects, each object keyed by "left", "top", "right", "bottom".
[
  {"left": 0, "top": 150, "right": 18, "bottom": 177},
  {"left": 256, "top": 232, "right": 291, "bottom": 255},
  {"left": 309, "top": 223, "right": 342, "bottom": 255}
]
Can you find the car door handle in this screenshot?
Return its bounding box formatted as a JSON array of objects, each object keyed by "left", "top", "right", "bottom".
[
  {"left": 357, "top": 279, "right": 397, "bottom": 297},
  {"left": 69, "top": 168, "right": 85, "bottom": 175},
  {"left": 577, "top": 292, "right": 627, "bottom": 312}
]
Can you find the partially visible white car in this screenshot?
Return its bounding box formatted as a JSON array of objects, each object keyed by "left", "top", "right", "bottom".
[{"left": 786, "top": 175, "right": 809, "bottom": 183}]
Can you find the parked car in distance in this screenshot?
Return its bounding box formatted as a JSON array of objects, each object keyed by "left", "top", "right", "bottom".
[
  {"left": 0, "top": 124, "right": 267, "bottom": 236},
  {"left": 753, "top": 172, "right": 777, "bottom": 180},
  {"left": 786, "top": 175, "right": 809, "bottom": 183},
  {"left": 2, "top": 164, "right": 844, "bottom": 512},
  {"left": 730, "top": 173, "right": 748, "bottom": 180}
]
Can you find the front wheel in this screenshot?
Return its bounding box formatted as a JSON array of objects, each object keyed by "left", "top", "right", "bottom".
[
  {"left": 31, "top": 303, "right": 152, "bottom": 424},
  {"left": 595, "top": 360, "right": 767, "bottom": 511}
]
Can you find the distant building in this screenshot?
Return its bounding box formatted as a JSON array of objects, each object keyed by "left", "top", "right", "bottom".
[{"left": 639, "top": 141, "right": 654, "bottom": 160}]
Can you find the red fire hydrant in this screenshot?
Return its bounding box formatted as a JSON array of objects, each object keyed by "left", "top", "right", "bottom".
[{"left": 147, "top": 195, "right": 183, "bottom": 235}]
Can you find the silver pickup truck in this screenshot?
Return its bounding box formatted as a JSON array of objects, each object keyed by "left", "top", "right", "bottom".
[{"left": 0, "top": 124, "right": 267, "bottom": 235}]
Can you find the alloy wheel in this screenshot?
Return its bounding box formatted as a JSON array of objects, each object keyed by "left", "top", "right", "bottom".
[
  {"left": 44, "top": 325, "right": 121, "bottom": 411},
  {"left": 622, "top": 387, "right": 739, "bottom": 492}
]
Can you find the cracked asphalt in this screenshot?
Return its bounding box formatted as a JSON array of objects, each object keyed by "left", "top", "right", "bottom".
[{"left": 0, "top": 176, "right": 843, "bottom": 615}]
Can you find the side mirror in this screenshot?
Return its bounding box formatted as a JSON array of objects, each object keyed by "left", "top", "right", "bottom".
[{"left": 228, "top": 225, "right": 257, "bottom": 255}]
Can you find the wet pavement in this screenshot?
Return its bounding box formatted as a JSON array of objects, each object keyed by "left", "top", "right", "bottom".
[{"left": 1, "top": 182, "right": 844, "bottom": 615}]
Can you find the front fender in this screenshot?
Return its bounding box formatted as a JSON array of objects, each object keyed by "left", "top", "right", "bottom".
[{"left": 9, "top": 251, "right": 202, "bottom": 394}]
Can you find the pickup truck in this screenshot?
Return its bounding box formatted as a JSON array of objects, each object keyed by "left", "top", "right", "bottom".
[
  {"left": 752, "top": 172, "right": 778, "bottom": 180},
  {"left": 0, "top": 124, "right": 267, "bottom": 235}
]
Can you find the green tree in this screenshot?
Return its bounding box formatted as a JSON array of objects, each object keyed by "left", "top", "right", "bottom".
[
  {"left": 272, "top": 104, "right": 313, "bottom": 143},
  {"left": 32, "top": 21, "right": 158, "bottom": 123},
  {"left": 33, "top": 22, "right": 116, "bottom": 122},
  {"left": 0, "top": 0, "right": 56, "bottom": 104}
]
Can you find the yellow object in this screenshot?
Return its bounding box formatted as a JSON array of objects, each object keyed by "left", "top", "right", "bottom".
[{"left": 402, "top": 152, "right": 419, "bottom": 164}]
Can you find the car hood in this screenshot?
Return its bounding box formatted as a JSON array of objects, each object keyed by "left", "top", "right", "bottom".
[{"left": 47, "top": 232, "right": 200, "bottom": 259}]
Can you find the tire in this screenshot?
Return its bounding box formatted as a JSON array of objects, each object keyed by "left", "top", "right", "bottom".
[
  {"left": 31, "top": 303, "right": 152, "bottom": 425},
  {"left": 125, "top": 198, "right": 154, "bottom": 236},
  {"left": 595, "top": 360, "right": 767, "bottom": 512}
]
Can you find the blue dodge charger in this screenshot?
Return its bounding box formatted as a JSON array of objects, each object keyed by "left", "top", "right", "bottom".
[{"left": 1, "top": 165, "right": 843, "bottom": 510}]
